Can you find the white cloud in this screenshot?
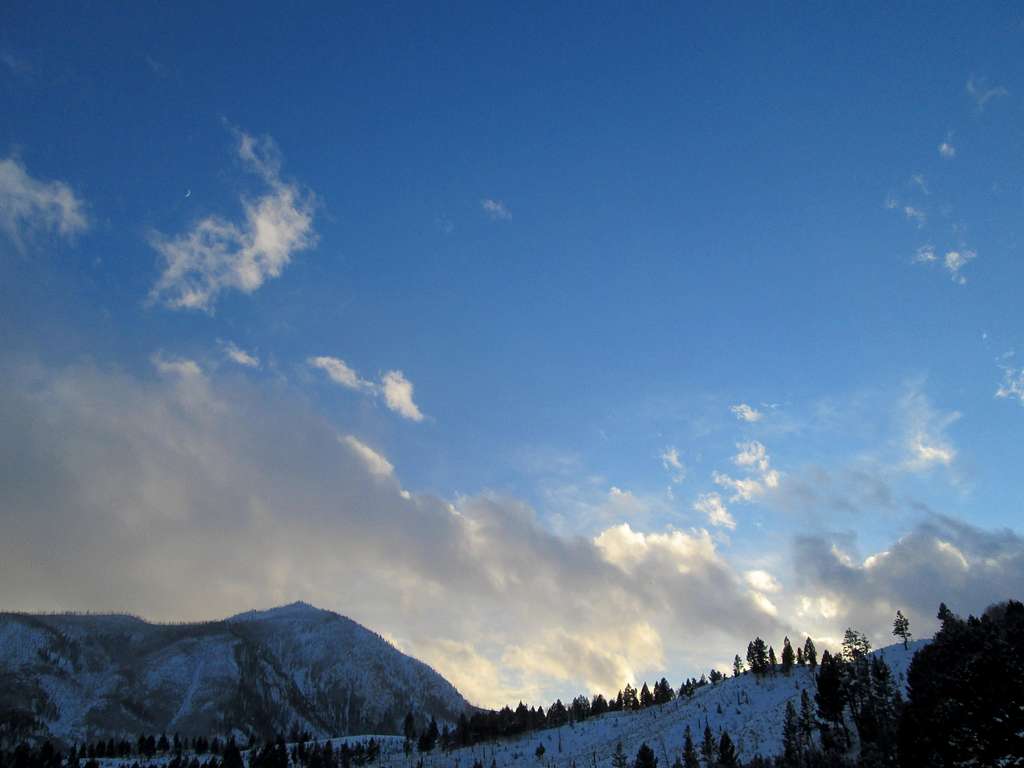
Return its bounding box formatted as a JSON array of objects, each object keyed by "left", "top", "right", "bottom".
[
  {"left": 309, "top": 358, "right": 425, "bottom": 423},
  {"left": 481, "top": 198, "right": 511, "bottom": 220},
  {"left": 913, "top": 245, "right": 936, "bottom": 263},
  {"left": 903, "top": 205, "right": 927, "bottom": 228},
  {"left": 910, "top": 174, "right": 929, "bottom": 195},
  {"left": 745, "top": 570, "right": 781, "bottom": 593},
  {"left": 308, "top": 356, "right": 373, "bottom": 391},
  {"left": 0, "top": 361, "right": 790, "bottom": 707},
  {"left": 149, "top": 131, "right": 315, "bottom": 311},
  {"left": 660, "top": 446, "right": 686, "bottom": 483},
  {"left": 713, "top": 471, "right": 764, "bottom": 502},
  {"left": 693, "top": 492, "right": 735, "bottom": 530},
  {"left": 222, "top": 341, "right": 259, "bottom": 368},
  {"left": 0, "top": 156, "right": 88, "bottom": 249},
  {"left": 734, "top": 440, "right": 770, "bottom": 473},
  {"left": 342, "top": 435, "right": 394, "bottom": 478},
  {"left": 966, "top": 76, "right": 1008, "bottom": 109},
  {"left": 943, "top": 249, "right": 976, "bottom": 285},
  {"left": 996, "top": 367, "right": 1024, "bottom": 404},
  {"left": 938, "top": 142, "right": 956, "bottom": 158},
  {"left": 730, "top": 403, "right": 763, "bottom": 422},
  {"left": 901, "top": 389, "right": 960, "bottom": 473},
  {"left": 381, "top": 370, "right": 425, "bottom": 422}
]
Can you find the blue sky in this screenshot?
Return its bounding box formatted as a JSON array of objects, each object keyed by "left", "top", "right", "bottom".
[{"left": 2, "top": 4, "right": 1023, "bottom": 707}]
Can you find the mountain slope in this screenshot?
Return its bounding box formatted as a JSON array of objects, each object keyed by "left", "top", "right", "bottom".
[
  {"left": 336, "top": 640, "right": 926, "bottom": 767},
  {"left": 0, "top": 603, "right": 470, "bottom": 744}
]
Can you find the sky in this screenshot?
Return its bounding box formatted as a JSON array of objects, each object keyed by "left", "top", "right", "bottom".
[{"left": 2, "top": 3, "right": 1024, "bottom": 709}]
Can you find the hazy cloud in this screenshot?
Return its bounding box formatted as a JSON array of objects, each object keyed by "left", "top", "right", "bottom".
[
  {"left": 966, "top": 76, "right": 1008, "bottom": 109},
  {"left": 938, "top": 142, "right": 956, "bottom": 159},
  {"left": 0, "top": 156, "right": 88, "bottom": 250},
  {"left": 149, "top": 131, "right": 315, "bottom": 311},
  {"left": 660, "top": 446, "right": 686, "bottom": 484},
  {"left": 996, "top": 367, "right": 1024, "bottom": 405},
  {"left": 481, "top": 198, "right": 511, "bottom": 221},
  {"left": 944, "top": 249, "right": 976, "bottom": 285},
  {"left": 0, "top": 360, "right": 786, "bottom": 707}
]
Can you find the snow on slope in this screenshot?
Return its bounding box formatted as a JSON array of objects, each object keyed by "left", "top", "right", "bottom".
[
  {"left": 346, "top": 641, "right": 927, "bottom": 767},
  {"left": 0, "top": 603, "right": 470, "bottom": 744}
]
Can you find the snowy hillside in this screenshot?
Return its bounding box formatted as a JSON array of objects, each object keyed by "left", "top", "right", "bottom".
[
  {"left": 0, "top": 603, "right": 470, "bottom": 744},
  {"left": 334, "top": 640, "right": 926, "bottom": 767}
]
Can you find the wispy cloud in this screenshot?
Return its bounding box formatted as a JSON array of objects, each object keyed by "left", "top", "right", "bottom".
[
  {"left": 910, "top": 174, "right": 929, "bottom": 195},
  {"left": 221, "top": 341, "right": 259, "bottom": 368},
  {"left": 901, "top": 388, "right": 959, "bottom": 472},
  {"left": 481, "top": 198, "right": 512, "bottom": 221},
  {"left": 996, "top": 367, "right": 1024, "bottom": 405},
  {"left": 730, "top": 403, "right": 763, "bottom": 422},
  {"left": 913, "top": 245, "right": 936, "bottom": 264},
  {"left": 693, "top": 492, "right": 735, "bottom": 530},
  {"left": 938, "top": 141, "right": 956, "bottom": 159},
  {"left": 903, "top": 205, "right": 927, "bottom": 228},
  {"left": 660, "top": 446, "right": 686, "bottom": 484},
  {"left": 966, "top": 76, "right": 1008, "bottom": 109},
  {"left": 309, "top": 356, "right": 425, "bottom": 421},
  {"left": 149, "top": 130, "right": 315, "bottom": 312},
  {"left": 0, "top": 156, "right": 88, "bottom": 250},
  {"left": 943, "top": 249, "right": 976, "bottom": 285}
]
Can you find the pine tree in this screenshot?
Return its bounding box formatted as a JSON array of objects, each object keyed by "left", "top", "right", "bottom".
[
  {"left": 715, "top": 732, "right": 738, "bottom": 768},
  {"left": 700, "top": 725, "right": 716, "bottom": 766},
  {"left": 611, "top": 742, "right": 628, "bottom": 768},
  {"left": 892, "top": 610, "right": 912, "bottom": 649},
  {"left": 842, "top": 628, "right": 871, "bottom": 662},
  {"left": 681, "top": 727, "right": 699, "bottom": 768},
  {"left": 732, "top": 654, "right": 744, "bottom": 677},
  {"left": 768, "top": 646, "right": 777, "bottom": 673},
  {"left": 802, "top": 637, "right": 817, "bottom": 668},
  {"left": 640, "top": 682, "right": 654, "bottom": 708},
  {"left": 623, "top": 684, "right": 639, "bottom": 710},
  {"left": 781, "top": 701, "right": 800, "bottom": 767},
  {"left": 796, "top": 647, "right": 804, "bottom": 666},
  {"left": 798, "top": 689, "right": 815, "bottom": 751},
  {"left": 635, "top": 743, "right": 657, "bottom": 768},
  {"left": 814, "top": 650, "right": 848, "bottom": 753},
  {"left": 781, "top": 636, "right": 795, "bottom": 674}
]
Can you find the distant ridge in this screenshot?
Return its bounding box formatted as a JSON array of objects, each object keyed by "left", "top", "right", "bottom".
[{"left": 0, "top": 603, "right": 471, "bottom": 745}]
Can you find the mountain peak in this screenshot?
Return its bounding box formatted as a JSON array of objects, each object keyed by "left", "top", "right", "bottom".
[{"left": 226, "top": 600, "right": 333, "bottom": 623}]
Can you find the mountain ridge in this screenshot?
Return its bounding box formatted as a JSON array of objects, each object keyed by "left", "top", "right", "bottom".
[{"left": 0, "top": 603, "right": 471, "bottom": 745}]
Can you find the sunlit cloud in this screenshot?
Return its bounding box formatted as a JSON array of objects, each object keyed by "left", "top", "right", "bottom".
[
  {"left": 730, "top": 403, "right": 763, "bottom": 422},
  {"left": 149, "top": 130, "right": 315, "bottom": 311}
]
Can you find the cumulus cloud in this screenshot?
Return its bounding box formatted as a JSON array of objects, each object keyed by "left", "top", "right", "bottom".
[
  {"left": 481, "top": 198, "right": 511, "bottom": 220},
  {"left": 309, "top": 357, "right": 425, "bottom": 422},
  {"left": 0, "top": 156, "right": 88, "bottom": 250},
  {"left": 712, "top": 441, "right": 779, "bottom": 503},
  {"left": 966, "top": 76, "right": 1008, "bottom": 109},
  {"left": 792, "top": 515, "right": 1024, "bottom": 649},
  {"left": 0, "top": 360, "right": 791, "bottom": 707},
  {"left": 729, "top": 403, "right": 762, "bottom": 422},
  {"left": 222, "top": 341, "right": 259, "bottom": 368},
  {"left": 693, "top": 492, "right": 735, "bottom": 530},
  {"left": 148, "top": 131, "right": 315, "bottom": 311},
  {"left": 342, "top": 435, "right": 394, "bottom": 478}
]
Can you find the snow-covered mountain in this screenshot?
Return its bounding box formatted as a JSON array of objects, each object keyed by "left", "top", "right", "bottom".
[
  {"left": 0, "top": 602, "right": 470, "bottom": 744},
  {"left": 333, "top": 640, "right": 926, "bottom": 768}
]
